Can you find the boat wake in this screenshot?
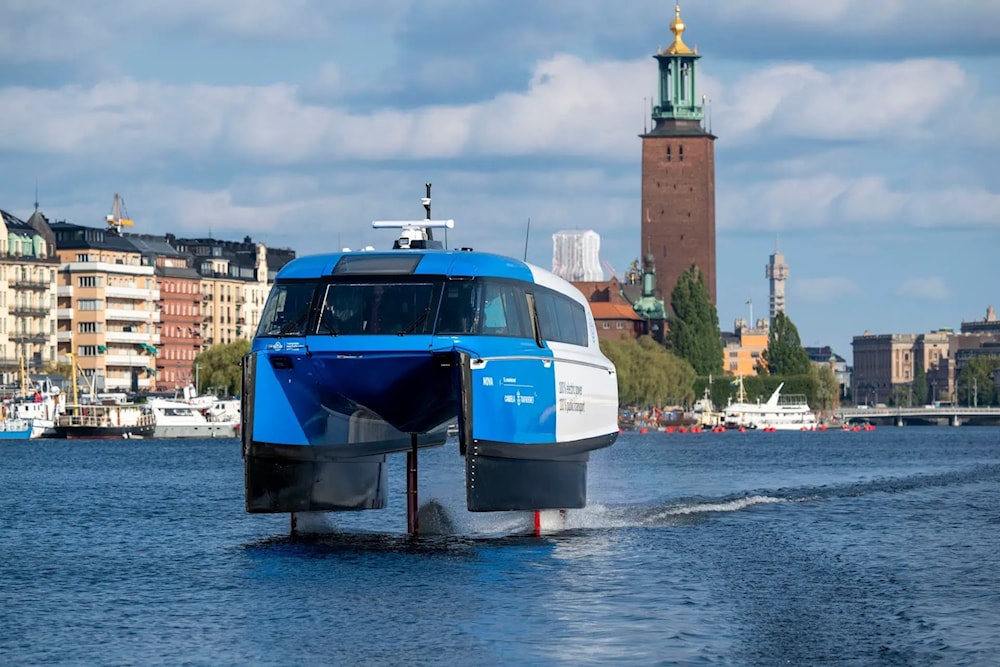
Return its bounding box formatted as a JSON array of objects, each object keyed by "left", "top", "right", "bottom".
[{"left": 262, "top": 463, "right": 1000, "bottom": 542}]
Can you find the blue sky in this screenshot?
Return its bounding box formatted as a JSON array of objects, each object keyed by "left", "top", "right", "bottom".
[{"left": 1, "top": 1, "right": 998, "bottom": 364}]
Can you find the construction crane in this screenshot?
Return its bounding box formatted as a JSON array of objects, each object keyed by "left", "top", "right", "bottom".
[
  {"left": 106, "top": 193, "right": 134, "bottom": 233},
  {"left": 601, "top": 259, "right": 618, "bottom": 281}
]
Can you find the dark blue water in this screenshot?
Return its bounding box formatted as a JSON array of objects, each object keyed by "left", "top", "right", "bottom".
[{"left": 2, "top": 428, "right": 999, "bottom": 666}]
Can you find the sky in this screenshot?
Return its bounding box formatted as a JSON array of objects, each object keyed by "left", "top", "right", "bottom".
[{"left": 1, "top": 0, "right": 998, "bottom": 364}]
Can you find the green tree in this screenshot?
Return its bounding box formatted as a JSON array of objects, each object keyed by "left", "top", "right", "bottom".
[
  {"left": 600, "top": 335, "right": 696, "bottom": 408},
  {"left": 912, "top": 363, "right": 928, "bottom": 406},
  {"left": 666, "top": 264, "right": 723, "bottom": 376},
  {"left": 759, "top": 311, "right": 811, "bottom": 376},
  {"left": 811, "top": 363, "right": 840, "bottom": 414},
  {"left": 956, "top": 357, "right": 1000, "bottom": 407},
  {"left": 193, "top": 339, "right": 250, "bottom": 397}
]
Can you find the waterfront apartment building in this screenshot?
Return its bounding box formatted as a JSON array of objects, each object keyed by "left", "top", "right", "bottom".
[
  {"left": 171, "top": 237, "right": 294, "bottom": 346},
  {"left": 0, "top": 209, "right": 59, "bottom": 384},
  {"left": 127, "top": 234, "right": 203, "bottom": 389},
  {"left": 50, "top": 221, "right": 160, "bottom": 394},
  {"left": 552, "top": 230, "right": 603, "bottom": 282}
]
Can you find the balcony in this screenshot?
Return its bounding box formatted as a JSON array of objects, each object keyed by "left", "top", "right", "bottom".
[
  {"left": 105, "top": 330, "right": 158, "bottom": 344},
  {"left": 57, "top": 285, "right": 74, "bottom": 298},
  {"left": 10, "top": 333, "right": 49, "bottom": 344},
  {"left": 106, "top": 285, "right": 160, "bottom": 300},
  {"left": 105, "top": 354, "right": 151, "bottom": 367},
  {"left": 12, "top": 277, "right": 52, "bottom": 291},
  {"left": 12, "top": 305, "right": 50, "bottom": 318},
  {"left": 106, "top": 308, "right": 160, "bottom": 323}
]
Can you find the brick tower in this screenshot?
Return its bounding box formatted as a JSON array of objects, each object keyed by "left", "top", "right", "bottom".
[{"left": 640, "top": 4, "right": 716, "bottom": 305}]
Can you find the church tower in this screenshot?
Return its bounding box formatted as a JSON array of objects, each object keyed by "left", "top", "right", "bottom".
[{"left": 640, "top": 4, "right": 717, "bottom": 305}]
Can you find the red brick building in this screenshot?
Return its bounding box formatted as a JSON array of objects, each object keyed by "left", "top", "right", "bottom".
[{"left": 640, "top": 5, "right": 717, "bottom": 304}]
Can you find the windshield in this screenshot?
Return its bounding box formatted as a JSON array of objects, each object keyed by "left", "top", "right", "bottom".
[
  {"left": 256, "top": 281, "right": 318, "bottom": 337},
  {"left": 317, "top": 282, "right": 439, "bottom": 335},
  {"left": 256, "top": 276, "right": 545, "bottom": 340}
]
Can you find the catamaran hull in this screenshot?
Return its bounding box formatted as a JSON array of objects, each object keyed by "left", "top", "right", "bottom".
[{"left": 242, "top": 343, "right": 617, "bottom": 513}]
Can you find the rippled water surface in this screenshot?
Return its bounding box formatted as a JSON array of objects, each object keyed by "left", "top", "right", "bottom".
[{"left": 2, "top": 428, "right": 1000, "bottom": 665}]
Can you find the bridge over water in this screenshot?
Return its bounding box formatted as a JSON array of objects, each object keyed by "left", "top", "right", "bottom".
[{"left": 838, "top": 406, "right": 1000, "bottom": 427}]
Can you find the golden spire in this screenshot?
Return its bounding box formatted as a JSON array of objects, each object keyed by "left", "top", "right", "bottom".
[{"left": 662, "top": 4, "right": 693, "bottom": 55}]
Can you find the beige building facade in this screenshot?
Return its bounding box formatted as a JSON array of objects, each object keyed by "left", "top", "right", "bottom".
[
  {"left": 0, "top": 210, "right": 59, "bottom": 386},
  {"left": 51, "top": 222, "right": 160, "bottom": 395}
]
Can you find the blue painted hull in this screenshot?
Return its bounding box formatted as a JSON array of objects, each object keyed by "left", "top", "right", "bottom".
[{"left": 242, "top": 247, "right": 619, "bottom": 514}]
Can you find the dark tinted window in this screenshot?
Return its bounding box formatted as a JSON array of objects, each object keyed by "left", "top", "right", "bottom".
[
  {"left": 256, "top": 281, "right": 318, "bottom": 337},
  {"left": 318, "top": 281, "right": 438, "bottom": 335},
  {"left": 435, "top": 281, "right": 480, "bottom": 335},
  {"left": 534, "top": 288, "right": 588, "bottom": 346}
]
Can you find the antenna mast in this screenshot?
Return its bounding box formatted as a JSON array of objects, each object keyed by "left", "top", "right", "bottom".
[
  {"left": 523, "top": 218, "right": 531, "bottom": 261},
  {"left": 422, "top": 183, "right": 434, "bottom": 242}
]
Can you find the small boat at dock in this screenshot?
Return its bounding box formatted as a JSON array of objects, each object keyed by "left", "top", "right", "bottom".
[{"left": 52, "top": 402, "right": 157, "bottom": 439}]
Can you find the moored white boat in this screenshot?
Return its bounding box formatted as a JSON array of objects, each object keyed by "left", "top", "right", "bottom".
[
  {"left": 147, "top": 398, "right": 239, "bottom": 438},
  {"left": 724, "top": 378, "right": 817, "bottom": 431},
  {"left": 0, "top": 417, "right": 34, "bottom": 439},
  {"left": 5, "top": 379, "right": 66, "bottom": 438}
]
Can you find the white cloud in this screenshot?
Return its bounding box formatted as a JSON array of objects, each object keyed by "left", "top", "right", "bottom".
[
  {"left": 719, "top": 174, "right": 1000, "bottom": 232},
  {"left": 714, "top": 0, "right": 1000, "bottom": 33},
  {"left": 793, "top": 277, "right": 862, "bottom": 303},
  {"left": 894, "top": 277, "right": 952, "bottom": 301},
  {"left": 714, "top": 59, "right": 967, "bottom": 144}
]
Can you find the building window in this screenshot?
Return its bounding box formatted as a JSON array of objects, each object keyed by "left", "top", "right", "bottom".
[
  {"left": 602, "top": 322, "right": 610, "bottom": 329},
  {"left": 679, "top": 145, "right": 684, "bottom": 162},
  {"left": 729, "top": 362, "right": 738, "bottom": 371},
  {"left": 751, "top": 351, "right": 760, "bottom": 358},
  {"left": 78, "top": 276, "right": 102, "bottom": 288},
  {"left": 78, "top": 299, "right": 103, "bottom": 311},
  {"left": 616, "top": 322, "right": 625, "bottom": 329},
  {"left": 666, "top": 145, "right": 671, "bottom": 162},
  {"left": 76, "top": 253, "right": 90, "bottom": 262}
]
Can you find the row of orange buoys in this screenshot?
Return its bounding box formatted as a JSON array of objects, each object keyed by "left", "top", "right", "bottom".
[{"left": 843, "top": 423, "right": 876, "bottom": 431}]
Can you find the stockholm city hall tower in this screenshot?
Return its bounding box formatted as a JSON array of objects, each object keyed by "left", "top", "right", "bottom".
[{"left": 640, "top": 4, "right": 717, "bottom": 305}]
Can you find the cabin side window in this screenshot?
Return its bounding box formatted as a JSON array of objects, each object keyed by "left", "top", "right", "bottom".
[
  {"left": 435, "top": 281, "right": 480, "bottom": 335},
  {"left": 534, "top": 288, "right": 588, "bottom": 346},
  {"left": 256, "top": 281, "right": 318, "bottom": 337},
  {"left": 478, "top": 280, "right": 533, "bottom": 339}
]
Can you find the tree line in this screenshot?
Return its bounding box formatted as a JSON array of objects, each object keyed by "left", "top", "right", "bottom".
[{"left": 601, "top": 264, "right": 841, "bottom": 411}]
